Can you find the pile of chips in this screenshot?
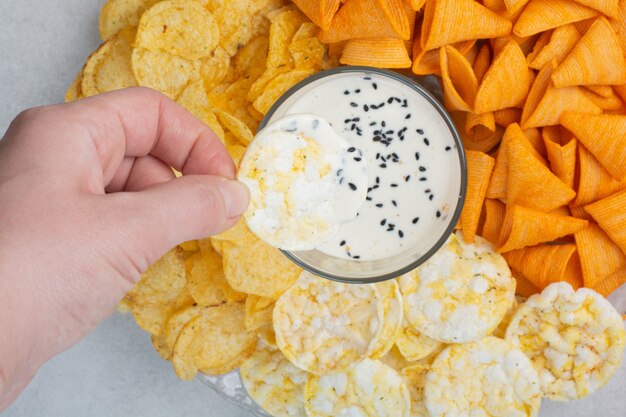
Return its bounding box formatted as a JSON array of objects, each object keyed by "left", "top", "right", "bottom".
[{"left": 65, "top": 1, "right": 626, "bottom": 416}]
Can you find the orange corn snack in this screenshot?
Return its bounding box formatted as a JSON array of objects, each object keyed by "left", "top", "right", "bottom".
[
  {"left": 506, "top": 133, "right": 576, "bottom": 211},
  {"left": 575, "top": 223, "right": 626, "bottom": 287},
  {"left": 571, "top": 0, "right": 619, "bottom": 17},
  {"left": 543, "top": 126, "right": 577, "bottom": 188},
  {"left": 513, "top": 0, "right": 600, "bottom": 38},
  {"left": 473, "top": 43, "right": 492, "bottom": 83},
  {"left": 503, "top": 244, "right": 581, "bottom": 289},
  {"left": 421, "top": 0, "right": 512, "bottom": 50},
  {"left": 440, "top": 46, "right": 479, "bottom": 112},
  {"left": 494, "top": 108, "right": 522, "bottom": 126},
  {"left": 482, "top": 198, "right": 507, "bottom": 245},
  {"left": 611, "top": 0, "right": 626, "bottom": 53},
  {"left": 340, "top": 38, "right": 412, "bottom": 68},
  {"left": 586, "top": 84, "right": 616, "bottom": 98},
  {"left": 319, "top": 0, "right": 410, "bottom": 42},
  {"left": 412, "top": 38, "right": 476, "bottom": 76},
  {"left": 592, "top": 266, "right": 626, "bottom": 297},
  {"left": 521, "top": 61, "right": 601, "bottom": 129},
  {"left": 552, "top": 17, "right": 626, "bottom": 88},
  {"left": 474, "top": 41, "right": 530, "bottom": 114},
  {"left": 526, "top": 24, "right": 581, "bottom": 70},
  {"left": 569, "top": 205, "right": 593, "bottom": 221},
  {"left": 585, "top": 190, "right": 626, "bottom": 255},
  {"left": 451, "top": 111, "right": 504, "bottom": 153},
  {"left": 466, "top": 112, "right": 496, "bottom": 135},
  {"left": 523, "top": 127, "right": 546, "bottom": 158},
  {"left": 406, "top": 0, "right": 427, "bottom": 11},
  {"left": 498, "top": 204, "right": 588, "bottom": 252},
  {"left": 505, "top": 0, "right": 532, "bottom": 15},
  {"left": 292, "top": 0, "right": 341, "bottom": 31},
  {"left": 580, "top": 87, "right": 624, "bottom": 110},
  {"left": 573, "top": 144, "right": 626, "bottom": 207},
  {"left": 511, "top": 269, "right": 542, "bottom": 297},
  {"left": 561, "top": 112, "right": 626, "bottom": 180},
  {"left": 461, "top": 151, "right": 496, "bottom": 243}
]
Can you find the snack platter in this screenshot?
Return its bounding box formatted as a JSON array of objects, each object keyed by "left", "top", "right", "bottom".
[{"left": 68, "top": 1, "right": 626, "bottom": 417}]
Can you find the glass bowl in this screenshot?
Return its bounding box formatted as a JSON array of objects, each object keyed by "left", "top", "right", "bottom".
[{"left": 257, "top": 67, "right": 467, "bottom": 283}]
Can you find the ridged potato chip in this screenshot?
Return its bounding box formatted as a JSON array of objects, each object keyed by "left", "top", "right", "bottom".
[
  {"left": 206, "top": 0, "right": 265, "bottom": 56},
  {"left": 425, "top": 337, "right": 541, "bottom": 416},
  {"left": 253, "top": 68, "right": 315, "bottom": 114},
  {"left": 506, "top": 282, "right": 626, "bottom": 400},
  {"left": 65, "top": 71, "right": 84, "bottom": 102},
  {"left": 245, "top": 295, "right": 275, "bottom": 331},
  {"left": 131, "top": 47, "right": 200, "bottom": 99},
  {"left": 176, "top": 80, "right": 225, "bottom": 141},
  {"left": 241, "top": 344, "right": 308, "bottom": 417},
  {"left": 128, "top": 289, "right": 194, "bottom": 337},
  {"left": 305, "top": 358, "right": 411, "bottom": 417},
  {"left": 273, "top": 272, "right": 384, "bottom": 375},
  {"left": 125, "top": 248, "right": 186, "bottom": 306},
  {"left": 99, "top": 0, "right": 160, "bottom": 40},
  {"left": 400, "top": 232, "right": 515, "bottom": 343}
]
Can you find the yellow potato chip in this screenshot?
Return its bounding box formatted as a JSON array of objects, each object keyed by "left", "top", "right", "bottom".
[
  {"left": 499, "top": 204, "right": 588, "bottom": 252},
  {"left": 214, "top": 108, "right": 254, "bottom": 145},
  {"left": 233, "top": 35, "right": 269, "bottom": 80},
  {"left": 132, "top": 47, "right": 200, "bottom": 99},
  {"left": 222, "top": 239, "right": 301, "bottom": 299},
  {"left": 65, "top": 71, "right": 84, "bottom": 102},
  {"left": 177, "top": 80, "right": 225, "bottom": 141},
  {"left": 475, "top": 40, "right": 530, "bottom": 114},
  {"left": 253, "top": 69, "right": 315, "bottom": 114},
  {"left": 135, "top": 0, "right": 219, "bottom": 60},
  {"left": 575, "top": 224, "right": 626, "bottom": 287},
  {"left": 206, "top": 0, "right": 265, "bottom": 57},
  {"left": 585, "top": 190, "right": 626, "bottom": 255},
  {"left": 291, "top": 0, "right": 340, "bottom": 30},
  {"left": 289, "top": 27, "right": 328, "bottom": 71},
  {"left": 129, "top": 290, "right": 194, "bottom": 337},
  {"left": 560, "top": 112, "right": 626, "bottom": 179},
  {"left": 81, "top": 27, "right": 137, "bottom": 97},
  {"left": 439, "top": 45, "right": 478, "bottom": 112},
  {"left": 521, "top": 61, "right": 601, "bottom": 129},
  {"left": 503, "top": 244, "right": 582, "bottom": 289},
  {"left": 552, "top": 17, "right": 626, "bottom": 88},
  {"left": 340, "top": 38, "right": 412, "bottom": 69},
  {"left": 125, "top": 248, "right": 186, "bottom": 306},
  {"left": 573, "top": 144, "right": 626, "bottom": 207},
  {"left": 266, "top": 9, "right": 308, "bottom": 69},
  {"left": 421, "top": 0, "right": 512, "bottom": 50},
  {"left": 244, "top": 295, "right": 275, "bottom": 331},
  {"left": 513, "top": 0, "right": 600, "bottom": 38},
  {"left": 212, "top": 218, "right": 258, "bottom": 247},
  {"left": 527, "top": 24, "right": 581, "bottom": 70},
  {"left": 199, "top": 46, "right": 231, "bottom": 91},
  {"left": 186, "top": 247, "right": 246, "bottom": 307},
  {"left": 319, "top": 0, "right": 411, "bottom": 43},
  {"left": 461, "top": 151, "right": 495, "bottom": 243},
  {"left": 99, "top": 0, "right": 159, "bottom": 41}
]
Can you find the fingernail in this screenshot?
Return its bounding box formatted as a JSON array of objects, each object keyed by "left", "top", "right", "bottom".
[{"left": 217, "top": 179, "right": 249, "bottom": 218}]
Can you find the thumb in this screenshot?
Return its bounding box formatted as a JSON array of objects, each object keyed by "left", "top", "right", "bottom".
[{"left": 104, "top": 174, "right": 249, "bottom": 259}]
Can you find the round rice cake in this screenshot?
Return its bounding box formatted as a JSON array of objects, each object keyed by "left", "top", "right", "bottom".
[
  {"left": 305, "top": 358, "right": 411, "bottom": 417},
  {"left": 370, "top": 280, "right": 404, "bottom": 359},
  {"left": 505, "top": 282, "right": 626, "bottom": 400},
  {"left": 399, "top": 232, "right": 515, "bottom": 343},
  {"left": 424, "top": 336, "right": 541, "bottom": 417},
  {"left": 396, "top": 318, "right": 445, "bottom": 362},
  {"left": 273, "top": 271, "right": 384, "bottom": 375},
  {"left": 238, "top": 114, "right": 368, "bottom": 251},
  {"left": 241, "top": 344, "right": 308, "bottom": 417}
]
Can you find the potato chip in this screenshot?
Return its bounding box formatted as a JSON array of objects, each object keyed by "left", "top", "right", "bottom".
[
  {"left": 153, "top": 305, "right": 204, "bottom": 360},
  {"left": 214, "top": 108, "right": 254, "bottom": 145},
  {"left": 253, "top": 69, "right": 315, "bottom": 114},
  {"left": 340, "top": 38, "right": 412, "bottom": 69},
  {"left": 505, "top": 282, "right": 626, "bottom": 400},
  {"left": 400, "top": 232, "right": 515, "bottom": 343},
  {"left": 503, "top": 244, "right": 582, "bottom": 289},
  {"left": 543, "top": 126, "right": 577, "bottom": 188},
  {"left": 584, "top": 190, "right": 626, "bottom": 255},
  {"left": 573, "top": 144, "right": 626, "bottom": 207},
  {"left": 212, "top": 218, "right": 258, "bottom": 246},
  {"left": 481, "top": 199, "right": 506, "bottom": 245},
  {"left": 527, "top": 24, "right": 581, "bottom": 70},
  {"left": 65, "top": 71, "right": 84, "bottom": 102},
  {"left": 274, "top": 272, "right": 384, "bottom": 375},
  {"left": 395, "top": 319, "right": 444, "bottom": 362},
  {"left": 99, "top": 0, "right": 159, "bottom": 41},
  {"left": 135, "top": 0, "right": 219, "bottom": 61},
  {"left": 199, "top": 46, "right": 231, "bottom": 91},
  {"left": 305, "top": 359, "right": 411, "bottom": 417},
  {"left": 132, "top": 47, "right": 200, "bottom": 99},
  {"left": 499, "top": 205, "right": 588, "bottom": 252},
  {"left": 592, "top": 266, "right": 626, "bottom": 297},
  {"left": 177, "top": 80, "right": 225, "bottom": 141},
  {"left": 421, "top": 0, "right": 512, "bottom": 50},
  {"left": 81, "top": 27, "right": 137, "bottom": 97},
  {"left": 233, "top": 35, "right": 269, "bottom": 80},
  {"left": 552, "top": 17, "right": 626, "bottom": 88},
  {"left": 241, "top": 344, "right": 308, "bottom": 417},
  {"left": 439, "top": 46, "right": 478, "bottom": 112},
  {"left": 561, "top": 112, "right": 626, "bottom": 179},
  {"left": 475, "top": 40, "right": 530, "bottom": 114},
  {"left": 244, "top": 295, "right": 275, "bottom": 331},
  {"left": 319, "top": 0, "right": 411, "bottom": 43},
  {"left": 494, "top": 107, "right": 522, "bottom": 126},
  {"left": 461, "top": 151, "right": 495, "bottom": 243},
  {"left": 289, "top": 27, "right": 328, "bottom": 71},
  {"left": 186, "top": 246, "right": 245, "bottom": 306},
  {"left": 172, "top": 303, "right": 256, "bottom": 379},
  {"left": 222, "top": 239, "right": 301, "bottom": 299},
  {"left": 205, "top": 0, "right": 265, "bottom": 57},
  {"left": 575, "top": 224, "right": 626, "bottom": 287},
  {"left": 129, "top": 290, "right": 193, "bottom": 336},
  {"left": 291, "top": 0, "right": 340, "bottom": 30},
  {"left": 370, "top": 280, "right": 404, "bottom": 359},
  {"left": 521, "top": 61, "right": 601, "bottom": 129},
  {"left": 513, "top": 0, "right": 600, "bottom": 38},
  {"left": 425, "top": 337, "right": 541, "bottom": 417},
  {"left": 125, "top": 248, "right": 186, "bottom": 305}
]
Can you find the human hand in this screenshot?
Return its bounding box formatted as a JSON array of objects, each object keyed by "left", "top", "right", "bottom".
[{"left": 0, "top": 87, "right": 249, "bottom": 409}]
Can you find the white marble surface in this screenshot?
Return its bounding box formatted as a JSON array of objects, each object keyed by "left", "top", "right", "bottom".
[{"left": 0, "top": 1, "right": 625, "bottom": 417}]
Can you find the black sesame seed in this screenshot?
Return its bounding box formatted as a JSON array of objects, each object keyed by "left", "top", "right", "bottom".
[
  {"left": 398, "top": 230, "right": 404, "bottom": 238},
  {"left": 354, "top": 157, "right": 362, "bottom": 162},
  {"left": 369, "top": 121, "right": 376, "bottom": 126},
  {"left": 380, "top": 163, "right": 387, "bottom": 168},
  {"left": 372, "top": 184, "right": 379, "bottom": 190},
  {"left": 380, "top": 219, "right": 386, "bottom": 226},
  {"left": 355, "top": 89, "right": 361, "bottom": 93},
  {"left": 445, "top": 146, "right": 452, "bottom": 151},
  {"left": 364, "top": 105, "right": 369, "bottom": 111},
  {"left": 376, "top": 176, "right": 380, "bottom": 184},
  {"left": 375, "top": 153, "right": 380, "bottom": 159},
  {"left": 349, "top": 183, "right": 357, "bottom": 191},
  {"left": 347, "top": 147, "right": 356, "bottom": 152},
  {"left": 373, "top": 136, "right": 381, "bottom": 142},
  {"left": 429, "top": 194, "right": 434, "bottom": 201},
  {"left": 350, "top": 102, "right": 358, "bottom": 107},
  {"left": 344, "top": 90, "right": 349, "bottom": 95},
  {"left": 390, "top": 183, "right": 398, "bottom": 187},
  {"left": 387, "top": 97, "right": 394, "bottom": 104},
  {"left": 405, "top": 114, "right": 411, "bottom": 119},
  {"left": 382, "top": 121, "right": 386, "bottom": 127},
  {"left": 412, "top": 217, "right": 419, "bottom": 224},
  {"left": 372, "top": 82, "right": 378, "bottom": 89},
  {"left": 419, "top": 166, "right": 426, "bottom": 172},
  {"left": 415, "top": 152, "right": 420, "bottom": 161},
  {"left": 339, "top": 177, "right": 345, "bottom": 184},
  {"left": 391, "top": 200, "right": 397, "bottom": 207},
  {"left": 419, "top": 177, "right": 427, "bottom": 181},
  {"left": 336, "top": 169, "right": 343, "bottom": 176},
  {"left": 366, "top": 196, "right": 372, "bottom": 201},
  {"left": 376, "top": 203, "right": 383, "bottom": 208},
  {"left": 364, "top": 76, "right": 371, "bottom": 80},
  {"left": 353, "top": 255, "right": 360, "bottom": 259},
  {"left": 404, "top": 175, "right": 411, "bottom": 182},
  {"left": 351, "top": 124, "right": 356, "bottom": 131},
  {"left": 340, "top": 240, "right": 346, "bottom": 246},
  {"left": 402, "top": 99, "right": 408, "bottom": 107},
  {"left": 425, "top": 188, "right": 431, "bottom": 193},
  {"left": 424, "top": 138, "right": 430, "bottom": 146},
  {"left": 436, "top": 210, "right": 441, "bottom": 218},
  {"left": 344, "top": 118, "right": 351, "bottom": 123},
  {"left": 416, "top": 129, "right": 424, "bottom": 134}
]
